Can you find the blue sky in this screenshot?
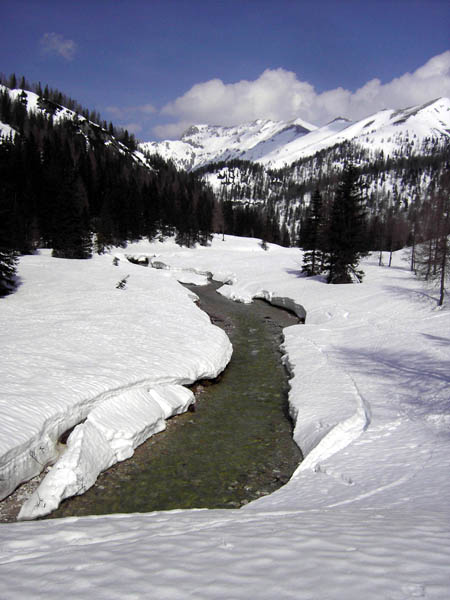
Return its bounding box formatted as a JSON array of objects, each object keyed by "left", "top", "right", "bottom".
[{"left": 2, "top": 0, "right": 449, "bottom": 140}]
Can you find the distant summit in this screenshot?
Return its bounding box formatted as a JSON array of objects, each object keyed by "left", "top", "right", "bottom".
[
  {"left": 140, "top": 117, "right": 316, "bottom": 171},
  {"left": 141, "top": 98, "right": 450, "bottom": 171}
]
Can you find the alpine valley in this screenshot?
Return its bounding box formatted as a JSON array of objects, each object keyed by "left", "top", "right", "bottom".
[
  {"left": 141, "top": 97, "right": 450, "bottom": 247},
  {"left": 1, "top": 75, "right": 449, "bottom": 266}
]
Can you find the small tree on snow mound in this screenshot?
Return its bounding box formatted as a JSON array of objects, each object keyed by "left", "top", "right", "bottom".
[{"left": 116, "top": 275, "right": 129, "bottom": 289}]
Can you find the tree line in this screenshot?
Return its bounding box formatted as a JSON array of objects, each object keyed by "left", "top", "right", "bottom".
[
  {"left": 0, "top": 81, "right": 218, "bottom": 295},
  {"left": 0, "top": 72, "right": 138, "bottom": 150},
  {"left": 200, "top": 139, "right": 450, "bottom": 253}
]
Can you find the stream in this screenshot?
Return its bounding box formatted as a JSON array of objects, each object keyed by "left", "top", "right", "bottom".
[{"left": 48, "top": 282, "right": 302, "bottom": 518}]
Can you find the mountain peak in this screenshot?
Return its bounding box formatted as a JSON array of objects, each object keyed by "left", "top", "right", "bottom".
[{"left": 141, "top": 99, "right": 450, "bottom": 171}]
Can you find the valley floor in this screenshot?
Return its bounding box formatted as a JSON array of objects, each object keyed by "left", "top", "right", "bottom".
[{"left": 0, "top": 235, "right": 449, "bottom": 599}]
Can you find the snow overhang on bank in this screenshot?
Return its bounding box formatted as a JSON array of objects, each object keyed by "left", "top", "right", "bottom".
[
  {"left": 18, "top": 384, "right": 195, "bottom": 520},
  {"left": 0, "top": 250, "right": 232, "bottom": 517}
]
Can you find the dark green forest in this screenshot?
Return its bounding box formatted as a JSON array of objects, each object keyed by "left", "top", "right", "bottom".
[{"left": 0, "top": 77, "right": 220, "bottom": 294}]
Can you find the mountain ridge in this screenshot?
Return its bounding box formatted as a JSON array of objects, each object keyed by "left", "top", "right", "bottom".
[
  {"left": 0, "top": 85, "right": 152, "bottom": 170},
  {"left": 140, "top": 97, "right": 450, "bottom": 171}
]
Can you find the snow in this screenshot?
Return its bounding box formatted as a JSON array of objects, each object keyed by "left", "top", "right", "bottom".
[
  {"left": 248, "top": 97, "right": 450, "bottom": 167},
  {"left": 141, "top": 97, "right": 450, "bottom": 170},
  {"left": 0, "top": 249, "right": 231, "bottom": 509},
  {"left": 1, "top": 236, "right": 450, "bottom": 599},
  {"left": 0, "top": 120, "right": 17, "bottom": 139},
  {"left": 140, "top": 117, "right": 316, "bottom": 170},
  {"left": 18, "top": 384, "right": 195, "bottom": 520}
]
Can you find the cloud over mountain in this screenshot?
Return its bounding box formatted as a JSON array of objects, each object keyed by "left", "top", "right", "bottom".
[{"left": 155, "top": 51, "right": 450, "bottom": 139}]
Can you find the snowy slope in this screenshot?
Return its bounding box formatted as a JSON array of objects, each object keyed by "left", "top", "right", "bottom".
[
  {"left": 141, "top": 98, "right": 450, "bottom": 170},
  {"left": 140, "top": 117, "right": 316, "bottom": 170},
  {"left": 0, "top": 250, "right": 231, "bottom": 511},
  {"left": 0, "top": 120, "right": 18, "bottom": 139},
  {"left": 258, "top": 97, "right": 450, "bottom": 167},
  {"left": 0, "top": 85, "right": 152, "bottom": 169},
  {"left": 2, "top": 86, "right": 79, "bottom": 125},
  {"left": 0, "top": 236, "right": 449, "bottom": 599}
]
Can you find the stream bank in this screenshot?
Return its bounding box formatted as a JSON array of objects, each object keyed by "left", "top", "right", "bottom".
[{"left": 40, "top": 283, "right": 302, "bottom": 518}]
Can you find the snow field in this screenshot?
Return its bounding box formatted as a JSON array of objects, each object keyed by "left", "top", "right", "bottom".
[{"left": 0, "top": 235, "right": 449, "bottom": 599}]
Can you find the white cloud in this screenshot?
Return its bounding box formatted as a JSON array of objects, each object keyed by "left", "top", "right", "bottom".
[
  {"left": 155, "top": 51, "right": 450, "bottom": 138},
  {"left": 40, "top": 33, "right": 77, "bottom": 61}
]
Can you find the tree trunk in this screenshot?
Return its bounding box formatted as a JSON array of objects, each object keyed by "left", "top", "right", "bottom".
[{"left": 439, "top": 236, "right": 447, "bottom": 306}]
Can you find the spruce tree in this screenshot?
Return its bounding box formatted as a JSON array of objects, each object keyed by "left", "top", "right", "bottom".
[
  {"left": 0, "top": 139, "right": 19, "bottom": 295},
  {"left": 301, "top": 188, "right": 324, "bottom": 276},
  {"left": 0, "top": 202, "right": 18, "bottom": 295},
  {"left": 51, "top": 171, "right": 92, "bottom": 259},
  {"left": 326, "top": 163, "right": 368, "bottom": 284}
]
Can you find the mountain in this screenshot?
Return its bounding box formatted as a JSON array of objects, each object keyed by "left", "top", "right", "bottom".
[
  {"left": 140, "top": 117, "right": 316, "bottom": 171},
  {"left": 0, "top": 85, "right": 152, "bottom": 169},
  {"left": 141, "top": 98, "right": 450, "bottom": 171},
  {"left": 257, "top": 97, "right": 450, "bottom": 168},
  {"left": 190, "top": 99, "right": 450, "bottom": 250}
]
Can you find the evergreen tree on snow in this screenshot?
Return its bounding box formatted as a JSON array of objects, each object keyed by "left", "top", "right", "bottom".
[
  {"left": 51, "top": 172, "right": 92, "bottom": 259},
  {"left": 301, "top": 188, "right": 325, "bottom": 276},
  {"left": 326, "top": 163, "right": 368, "bottom": 284},
  {"left": 0, "top": 139, "right": 18, "bottom": 295}
]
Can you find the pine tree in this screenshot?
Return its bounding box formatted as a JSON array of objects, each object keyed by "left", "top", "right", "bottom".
[
  {"left": 0, "top": 247, "right": 17, "bottom": 296},
  {"left": 301, "top": 188, "right": 324, "bottom": 276},
  {"left": 0, "top": 195, "right": 18, "bottom": 294},
  {"left": 326, "top": 163, "right": 368, "bottom": 284},
  {"left": 51, "top": 171, "right": 92, "bottom": 259},
  {"left": 0, "top": 140, "right": 19, "bottom": 295}
]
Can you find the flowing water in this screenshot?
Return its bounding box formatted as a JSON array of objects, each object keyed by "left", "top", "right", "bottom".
[{"left": 48, "top": 282, "right": 302, "bottom": 518}]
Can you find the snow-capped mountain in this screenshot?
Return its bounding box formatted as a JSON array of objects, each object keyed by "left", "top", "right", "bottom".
[
  {"left": 141, "top": 98, "right": 450, "bottom": 171},
  {"left": 140, "top": 117, "right": 316, "bottom": 171},
  {"left": 259, "top": 97, "right": 450, "bottom": 168}
]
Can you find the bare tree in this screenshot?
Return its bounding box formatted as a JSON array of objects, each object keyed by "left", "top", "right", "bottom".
[{"left": 415, "top": 172, "right": 450, "bottom": 306}]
